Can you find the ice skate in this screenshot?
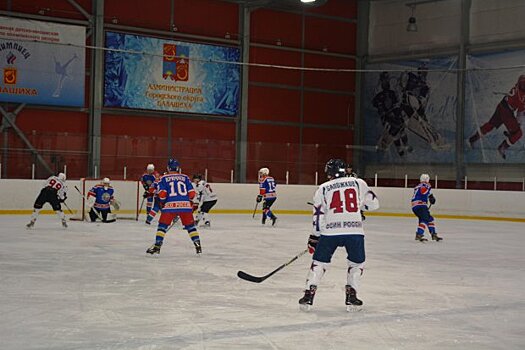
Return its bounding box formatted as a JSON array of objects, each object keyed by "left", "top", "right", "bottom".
[
  {"left": 262, "top": 216, "right": 266, "bottom": 225},
  {"left": 345, "top": 285, "right": 363, "bottom": 312},
  {"left": 193, "top": 240, "right": 202, "bottom": 255},
  {"left": 431, "top": 233, "right": 443, "bottom": 241},
  {"left": 145, "top": 220, "right": 151, "bottom": 225},
  {"left": 299, "top": 285, "right": 317, "bottom": 311},
  {"left": 204, "top": 221, "right": 211, "bottom": 227},
  {"left": 26, "top": 220, "right": 35, "bottom": 229},
  {"left": 61, "top": 219, "right": 68, "bottom": 228},
  {"left": 146, "top": 244, "right": 161, "bottom": 255},
  {"left": 415, "top": 234, "right": 428, "bottom": 242},
  {"left": 271, "top": 216, "right": 277, "bottom": 226}
]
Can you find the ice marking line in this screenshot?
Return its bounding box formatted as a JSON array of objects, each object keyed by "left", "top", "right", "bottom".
[{"left": 45, "top": 301, "right": 525, "bottom": 350}]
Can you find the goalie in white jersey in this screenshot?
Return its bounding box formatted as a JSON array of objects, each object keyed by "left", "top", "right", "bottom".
[
  {"left": 26, "top": 173, "right": 68, "bottom": 229},
  {"left": 299, "top": 159, "right": 379, "bottom": 311}
]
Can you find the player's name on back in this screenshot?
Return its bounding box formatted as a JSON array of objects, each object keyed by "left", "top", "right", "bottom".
[
  {"left": 324, "top": 180, "right": 358, "bottom": 192},
  {"left": 163, "top": 175, "right": 187, "bottom": 182}
]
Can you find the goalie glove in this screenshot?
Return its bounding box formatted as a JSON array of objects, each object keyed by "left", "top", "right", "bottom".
[
  {"left": 256, "top": 194, "right": 263, "bottom": 203},
  {"left": 429, "top": 194, "right": 436, "bottom": 205},
  {"left": 86, "top": 196, "right": 95, "bottom": 209},
  {"left": 143, "top": 191, "right": 149, "bottom": 198},
  {"left": 307, "top": 234, "right": 319, "bottom": 254},
  {"left": 111, "top": 199, "right": 120, "bottom": 210}
]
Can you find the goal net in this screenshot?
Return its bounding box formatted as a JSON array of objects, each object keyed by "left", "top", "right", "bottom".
[{"left": 70, "top": 178, "right": 141, "bottom": 221}]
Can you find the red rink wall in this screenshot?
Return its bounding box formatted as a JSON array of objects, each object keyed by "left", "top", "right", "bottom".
[{"left": 0, "top": 0, "right": 357, "bottom": 183}]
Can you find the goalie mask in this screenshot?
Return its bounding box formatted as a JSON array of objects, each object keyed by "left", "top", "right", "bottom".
[
  {"left": 146, "top": 164, "right": 155, "bottom": 173},
  {"left": 102, "top": 177, "right": 111, "bottom": 188},
  {"left": 420, "top": 173, "right": 430, "bottom": 183},
  {"left": 325, "top": 159, "right": 347, "bottom": 179}
]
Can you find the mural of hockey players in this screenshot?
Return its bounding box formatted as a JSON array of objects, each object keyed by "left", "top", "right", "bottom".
[
  {"left": 363, "top": 58, "right": 456, "bottom": 164},
  {"left": 467, "top": 74, "right": 525, "bottom": 160},
  {"left": 372, "top": 71, "right": 412, "bottom": 156}
]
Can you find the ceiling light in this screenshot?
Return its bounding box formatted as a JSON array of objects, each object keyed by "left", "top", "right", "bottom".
[
  {"left": 301, "top": 0, "right": 316, "bottom": 3},
  {"left": 406, "top": 5, "right": 418, "bottom": 32}
]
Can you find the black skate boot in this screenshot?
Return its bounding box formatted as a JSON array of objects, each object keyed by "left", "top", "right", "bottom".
[
  {"left": 193, "top": 240, "right": 202, "bottom": 255},
  {"left": 415, "top": 234, "right": 428, "bottom": 242},
  {"left": 299, "top": 285, "right": 317, "bottom": 311},
  {"left": 345, "top": 285, "right": 363, "bottom": 312},
  {"left": 146, "top": 243, "right": 161, "bottom": 255},
  {"left": 431, "top": 233, "right": 443, "bottom": 241},
  {"left": 26, "top": 219, "right": 35, "bottom": 229},
  {"left": 262, "top": 216, "right": 266, "bottom": 225},
  {"left": 61, "top": 219, "right": 68, "bottom": 228},
  {"left": 204, "top": 221, "right": 211, "bottom": 227},
  {"left": 271, "top": 216, "right": 277, "bottom": 226}
]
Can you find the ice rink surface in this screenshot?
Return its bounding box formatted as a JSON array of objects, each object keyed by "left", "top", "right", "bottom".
[{"left": 1, "top": 214, "right": 524, "bottom": 350}]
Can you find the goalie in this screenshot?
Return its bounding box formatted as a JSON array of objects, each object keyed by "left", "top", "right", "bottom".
[{"left": 87, "top": 178, "right": 118, "bottom": 223}]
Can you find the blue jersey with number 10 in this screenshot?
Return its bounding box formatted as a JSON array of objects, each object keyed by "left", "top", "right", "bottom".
[{"left": 157, "top": 173, "right": 195, "bottom": 213}]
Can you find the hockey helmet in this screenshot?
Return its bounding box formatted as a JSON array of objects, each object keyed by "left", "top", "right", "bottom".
[
  {"left": 192, "top": 173, "right": 203, "bottom": 181},
  {"left": 146, "top": 164, "right": 155, "bottom": 172},
  {"left": 167, "top": 158, "right": 180, "bottom": 172},
  {"left": 325, "top": 159, "right": 347, "bottom": 179},
  {"left": 518, "top": 75, "right": 525, "bottom": 91},
  {"left": 58, "top": 173, "right": 66, "bottom": 181},
  {"left": 102, "top": 177, "right": 111, "bottom": 185},
  {"left": 258, "top": 167, "right": 270, "bottom": 176},
  {"left": 420, "top": 173, "right": 430, "bottom": 183}
]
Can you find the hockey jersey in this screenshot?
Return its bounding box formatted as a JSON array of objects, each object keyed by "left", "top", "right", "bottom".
[
  {"left": 504, "top": 83, "right": 525, "bottom": 113},
  {"left": 42, "top": 176, "right": 67, "bottom": 200},
  {"left": 259, "top": 176, "right": 277, "bottom": 199},
  {"left": 312, "top": 177, "right": 379, "bottom": 237},
  {"left": 141, "top": 171, "right": 159, "bottom": 191},
  {"left": 157, "top": 172, "right": 195, "bottom": 212},
  {"left": 88, "top": 184, "right": 114, "bottom": 210},
  {"left": 194, "top": 180, "right": 217, "bottom": 203},
  {"left": 411, "top": 182, "right": 432, "bottom": 208}
]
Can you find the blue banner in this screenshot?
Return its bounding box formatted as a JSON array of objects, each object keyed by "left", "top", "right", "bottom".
[
  {"left": 104, "top": 32, "right": 240, "bottom": 116},
  {"left": 465, "top": 50, "right": 525, "bottom": 163},
  {"left": 0, "top": 17, "right": 85, "bottom": 107},
  {"left": 363, "top": 57, "right": 457, "bottom": 163}
]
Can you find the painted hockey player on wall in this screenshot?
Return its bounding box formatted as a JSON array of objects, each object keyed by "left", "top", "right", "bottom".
[
  {"left": 465, "top": 50, "right": 525, "bottom": 163},
  {"left": 364, "top": 58, "right": 457, "bottom": 163}
]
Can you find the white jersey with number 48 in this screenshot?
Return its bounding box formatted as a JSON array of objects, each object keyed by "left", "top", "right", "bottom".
[{"left": 312, "top": 176, "right": 379, "bottom": 237}]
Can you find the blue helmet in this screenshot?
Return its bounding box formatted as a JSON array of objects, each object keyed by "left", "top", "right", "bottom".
[{"left": 167, "top": 158, "right": 180, "bottom": 172}]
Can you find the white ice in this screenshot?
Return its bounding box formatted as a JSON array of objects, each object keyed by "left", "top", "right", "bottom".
[{"left": 0, "top": 214, "right": 524, "bottom": 350}]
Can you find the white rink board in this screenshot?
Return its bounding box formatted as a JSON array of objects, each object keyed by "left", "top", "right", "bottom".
[{"left": 0, "top": 215, "right": 524, "bottom": 349}]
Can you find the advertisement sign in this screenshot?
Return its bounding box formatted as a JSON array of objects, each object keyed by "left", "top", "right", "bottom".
[
  {"left": 104, "top": 32, "right": 240, "bottom": 116},
  {"left": 465, "top": 50, "right": 525, "bottom": 163},
  {"left": 363, "top": 57, "right": 457, "bottom": 163},
  {"left": 0, "top": 16, "right": 85, "bottom": 106}
]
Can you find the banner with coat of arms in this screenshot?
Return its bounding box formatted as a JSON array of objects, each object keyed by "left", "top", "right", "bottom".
[
  {"left": 104, "top": 32, "right": 240, "bottom": 116},
  {"left": 0, "top": 16, "right": 85, "bottom": 106}
]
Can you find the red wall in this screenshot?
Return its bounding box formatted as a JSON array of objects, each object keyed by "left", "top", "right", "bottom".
[{"left": 1, "top": 0, "right": 357, "bottom": 183}]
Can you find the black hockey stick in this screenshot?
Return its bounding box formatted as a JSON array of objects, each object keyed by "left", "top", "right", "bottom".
[
  {"left": 62, "top": 201, "right": 74, "bottom": 215},
  {"left": 74, "top": 185, "right": 104, "bottom": 221},
  {"left": 252, "top": 201, "right": 259, "bottom": 219},
  {"left": 307, "top": 201, "right": 314, "bottom": 206},
  {"left": 237, "top": 249, "right": 309, "bottom": 283},
  {"left": 138, "top": 195, "right": 146, "bottom": 220}
]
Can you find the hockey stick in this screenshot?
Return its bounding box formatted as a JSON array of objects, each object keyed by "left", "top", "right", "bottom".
[
  {"left": 307, "top": 201, "right": 314, "bottom": 206},
  {"left": 138, "top": 196, "right": 146, "bottom": 219},
  {"left": 74, "top": 185, "right": 104, "bottom": 221},
  {"left": 252, "top": 201, "right": 259, "bottom": 219},
  {"left": 62, "top": 201, "right": 74, "bottom": 215},
  {"left": 237, "top": 249, "right": 309, "bottom": 283}
]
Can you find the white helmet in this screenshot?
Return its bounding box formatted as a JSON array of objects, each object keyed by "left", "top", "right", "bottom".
[
  {"left": 146, "top": 164, "right": 155, "bottom": 172},
  {"left": 102, "top": 177, "right": 111, "bottom": 185},
  {"left": 258, "top": 167, "right": 270, "bottom": 176},
  {"left": 58, "top": 173, "right": 66, "bottom": 181},
  {"left": 420, "top": 173, "right": 430, "bottom": 183}
]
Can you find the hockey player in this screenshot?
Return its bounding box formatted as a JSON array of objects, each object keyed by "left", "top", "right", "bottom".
[
  {"left": 299, "top": 159, "right": 379, "bottom": 311},
  {"left": 411, "top": 174, "right": 442, "bottom": 242},
  {"left": 141, "top": 164, "right": 159, "bottom": 222},
  {"left": 146, "top": 159, "right": 202, "bottom": 255},
  {"left": 256, "top": 167, "right": 277, "bottom": 226},
  {"left": 192, "top": 174, "right": 218, "bottom": 227},
  {"left": 145, "top": 177, "right": 161, "bottom": 225},
  {"left": 87, "top": 178, "right": 117, "bottom": 223},
  {"left": 373, "top": 71, "right": 411, "bottom": 156},
  {"left": 26, "top": 173, "right": 68, "bottom": 228},
  {"left": 468, "top": 75, "right": 525, "bottom": 159}
]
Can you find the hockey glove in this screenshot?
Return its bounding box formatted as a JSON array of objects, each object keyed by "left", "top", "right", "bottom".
[
  {"left": 143, "top": 191, "right": 149, "bottom": 198},
  {"left": 256, "top": 194, "right": 263, "bottom": 203},
  {"left": 59, "top": 195, "right": 67, "bottom": 203},
  {"left": 429, "top": 194, "right": 436, "bottom": 205},
  {"left": 307, "top": 234, "right": 319, "bottom": 254},
  {"left": 192, "top": 203, "right": 199, "bottom": 212}
]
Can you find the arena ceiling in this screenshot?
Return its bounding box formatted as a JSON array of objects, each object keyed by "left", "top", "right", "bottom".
[{"left": 223, "top": 0, "right": 329, "bottom": 10}]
